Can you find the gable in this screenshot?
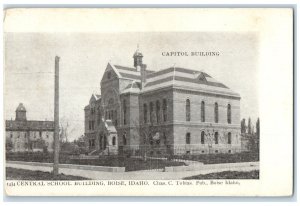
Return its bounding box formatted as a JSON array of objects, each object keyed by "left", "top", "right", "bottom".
[
  {"left": 101, "top": 63, "right": 120, "bottom": 83},
  {"left": 89, "top": 94, "right": 96, "bottom": 105}
]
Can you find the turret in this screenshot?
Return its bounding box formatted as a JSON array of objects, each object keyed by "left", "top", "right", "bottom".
[
  {"left": 133, "top": 46, "right": 147, "bottom": 88},
  {"left": 133, "top": 46, "right": 143, "bottom": 69},
  {"left": 15, "top": 103, "right": 27, "bottom": 121}
]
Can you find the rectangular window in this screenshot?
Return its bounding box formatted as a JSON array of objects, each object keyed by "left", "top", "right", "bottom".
[
  {"left": 201, "top": 101, "right": 205, "bottom": 122},
  {"left": 186, "top": 133, "right": 191, "bottom": 144},
  {"left": 228, "top": 133, "right": 232, "bottom": 144},
  {"left": 163, "top": 99, "right": 167, "bottom": 122},
  {"left": 156, "top": 100, "right": 161, "bottom": 123},
  {"left": 150, "top": 102, "right": 154, "bottom": 124},
  {"left": 144, "top": 104, "right": 148, "bottom": 124},
  {"left": 201, "top": 131, "right": 205, "bottom": 144},
  {"left": 123, "top": 100, "right": 127, "bottom": 125},
  {"left": 186, "top": 99, "right": 191, "bottom": 121},
  {"left": 214, "top": 103, "right": 219, "bottom": 123}
]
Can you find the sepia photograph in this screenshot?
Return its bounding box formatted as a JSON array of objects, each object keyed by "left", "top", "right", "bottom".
[{"left": 3, "top": 8, "right": 293, "bottom": 196}]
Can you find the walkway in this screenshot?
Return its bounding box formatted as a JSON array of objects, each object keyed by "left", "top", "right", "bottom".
[{"left": 6, "top": 161, "right": 259, "bottom": 180}]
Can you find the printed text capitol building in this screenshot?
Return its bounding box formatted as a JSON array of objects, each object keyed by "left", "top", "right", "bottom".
[{"left": 84, "top": 49, "right": 242, "bottom": 155}]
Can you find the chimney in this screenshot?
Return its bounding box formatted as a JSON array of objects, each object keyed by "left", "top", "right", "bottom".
[{"left": 141, "top": 64, "right": 147, "bottom": 88}]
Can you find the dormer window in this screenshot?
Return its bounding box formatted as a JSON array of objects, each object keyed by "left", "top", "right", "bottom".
[{"left": 198, "top": 73, "right": 207, "bottom": 82}]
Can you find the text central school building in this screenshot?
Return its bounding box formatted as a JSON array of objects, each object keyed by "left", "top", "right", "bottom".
[{"left": 84, "top": 49, "right": 241, "bottom": 155}]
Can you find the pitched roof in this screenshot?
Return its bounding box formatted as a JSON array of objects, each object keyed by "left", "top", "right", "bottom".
[
  {"left": 143, "top": 67, "right": 239, "bottom": 97},
  {"left": 104, "top": 120, "right": 117, "bottom": 133},
  {"left": 121, "top": 81, "right": 141, "bottom": 94},
  {"left": 113, "top": 65, "right": 154, "bottom": 81},
  {"left": 111, "top": 63, "right": 239, "bottom": 97}
]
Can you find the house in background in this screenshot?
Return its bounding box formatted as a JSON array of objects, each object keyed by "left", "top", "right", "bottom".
[
  {"left": 84, "top": 48, "right": 242, "bottom": 156},
  {"left": 6, "top": 103, "right": 54, "bottom": 152}
]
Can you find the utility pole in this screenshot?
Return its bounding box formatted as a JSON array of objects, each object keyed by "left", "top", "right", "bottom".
[{"left": 53, "top": 56, "right": 60, "bottom": 176}]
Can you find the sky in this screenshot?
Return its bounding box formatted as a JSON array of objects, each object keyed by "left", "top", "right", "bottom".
[{"left": 4, "top": 32, "right": 259, "bottom": 140}]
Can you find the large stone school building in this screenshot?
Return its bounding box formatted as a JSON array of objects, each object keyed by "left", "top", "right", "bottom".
[{"left": 84, "top": 49, "right": 241, "bottom": 156}]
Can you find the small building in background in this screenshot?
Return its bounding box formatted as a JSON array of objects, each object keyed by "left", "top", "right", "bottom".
[{"left": 5, "top": 103, "right": 54, "bottom": 152}]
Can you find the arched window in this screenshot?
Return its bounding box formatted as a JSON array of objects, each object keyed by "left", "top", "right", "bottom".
[
  {"left": 201, "top": 131, "right": 205, "bottom": 144},
  {"left": 228, "top": 132, "right": 232, "bottom": 144},
  {"left": 123, "top": 134, "right": 127, "bottom": 145},
  {"left": 186, "top": 133, "right": 191, "bottom": 144},
  {"left": 150, "top": 102, "right": 154, "bottom": 124},
  {"left": 163, "top": 99, "right": 167, "bottom": 122},
  {"left": 214, "top": 132, "right": 219, "bottom": 144},
  {"left": 201, "top": 101, "right": 205, "bottom": 122},
  {"left": 112, "top": 136, "right": 116, "bottom": 146},
  {"left": 156, "top": 100, "right": 161, "bottom": 123},
  {"left": 186, "top": 99, "right": 191, "bottom": 121},
  {"left": 227, "top": 104, "right": 231, "bottom": 124},
  {"left": 123, "top": 99, "right": 127, "bottom": 125},
  {"left": 143, "top": 103, "right": 148, "bottom": 124},
  {"left": 214, "top": 102, "right": 219, "bottom": 123}
]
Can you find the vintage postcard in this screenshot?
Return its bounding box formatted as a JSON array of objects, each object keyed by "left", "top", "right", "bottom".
[{"left": 3, "top": 8, "right": 293, "bottom": 196}]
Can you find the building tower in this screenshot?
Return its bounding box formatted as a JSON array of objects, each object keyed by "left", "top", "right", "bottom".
[
  {"left": 133, "top": 45, "right": 143, "bottom": 69},
  {"left": 15, "top": 103, "right": 27, "bottom": 121}
]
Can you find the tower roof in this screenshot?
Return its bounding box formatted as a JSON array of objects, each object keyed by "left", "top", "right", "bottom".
[
  {"left": 16, "top": 103, "right": 26, "bottom": 112},
  {"left": 133, "top": 45, "right": 143, "bottom": 57}
]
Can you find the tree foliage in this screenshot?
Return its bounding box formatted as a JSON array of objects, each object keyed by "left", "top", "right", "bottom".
[
  {"left": 248, "top": 117, "right": 252, "bottom": 134},
  {"left": 256, "top": 118, "right": 260, "bottom": 138},
  {"left": 241, "top": 118, "right": 246, "bottom": 134}
]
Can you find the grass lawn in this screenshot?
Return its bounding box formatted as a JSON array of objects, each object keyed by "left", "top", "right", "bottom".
[
  {"left": 6, "top": 153, "right": 186, "bottom": 172},
  {"left": 66, "top": 157, "right": 186, "bottom": 172},
  {"left": 6, "top": 151, "right": 259, "bottom": 171},
  {"left": 183, "top": 170, "right": 259, "bottom": 180},
  {"left": 6, "top": 167, "right": 90, "bottom": 180},
  {"left": 173, "top": 152, "right": 259, "bottom": 164}
]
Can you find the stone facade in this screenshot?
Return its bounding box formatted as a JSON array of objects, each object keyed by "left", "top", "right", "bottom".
[
  {"left": 6, "top": 103, "right": 54, "bottom": 152},
  {"left": 84, "top": 49, "right": 241, "bottom": 155}
]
